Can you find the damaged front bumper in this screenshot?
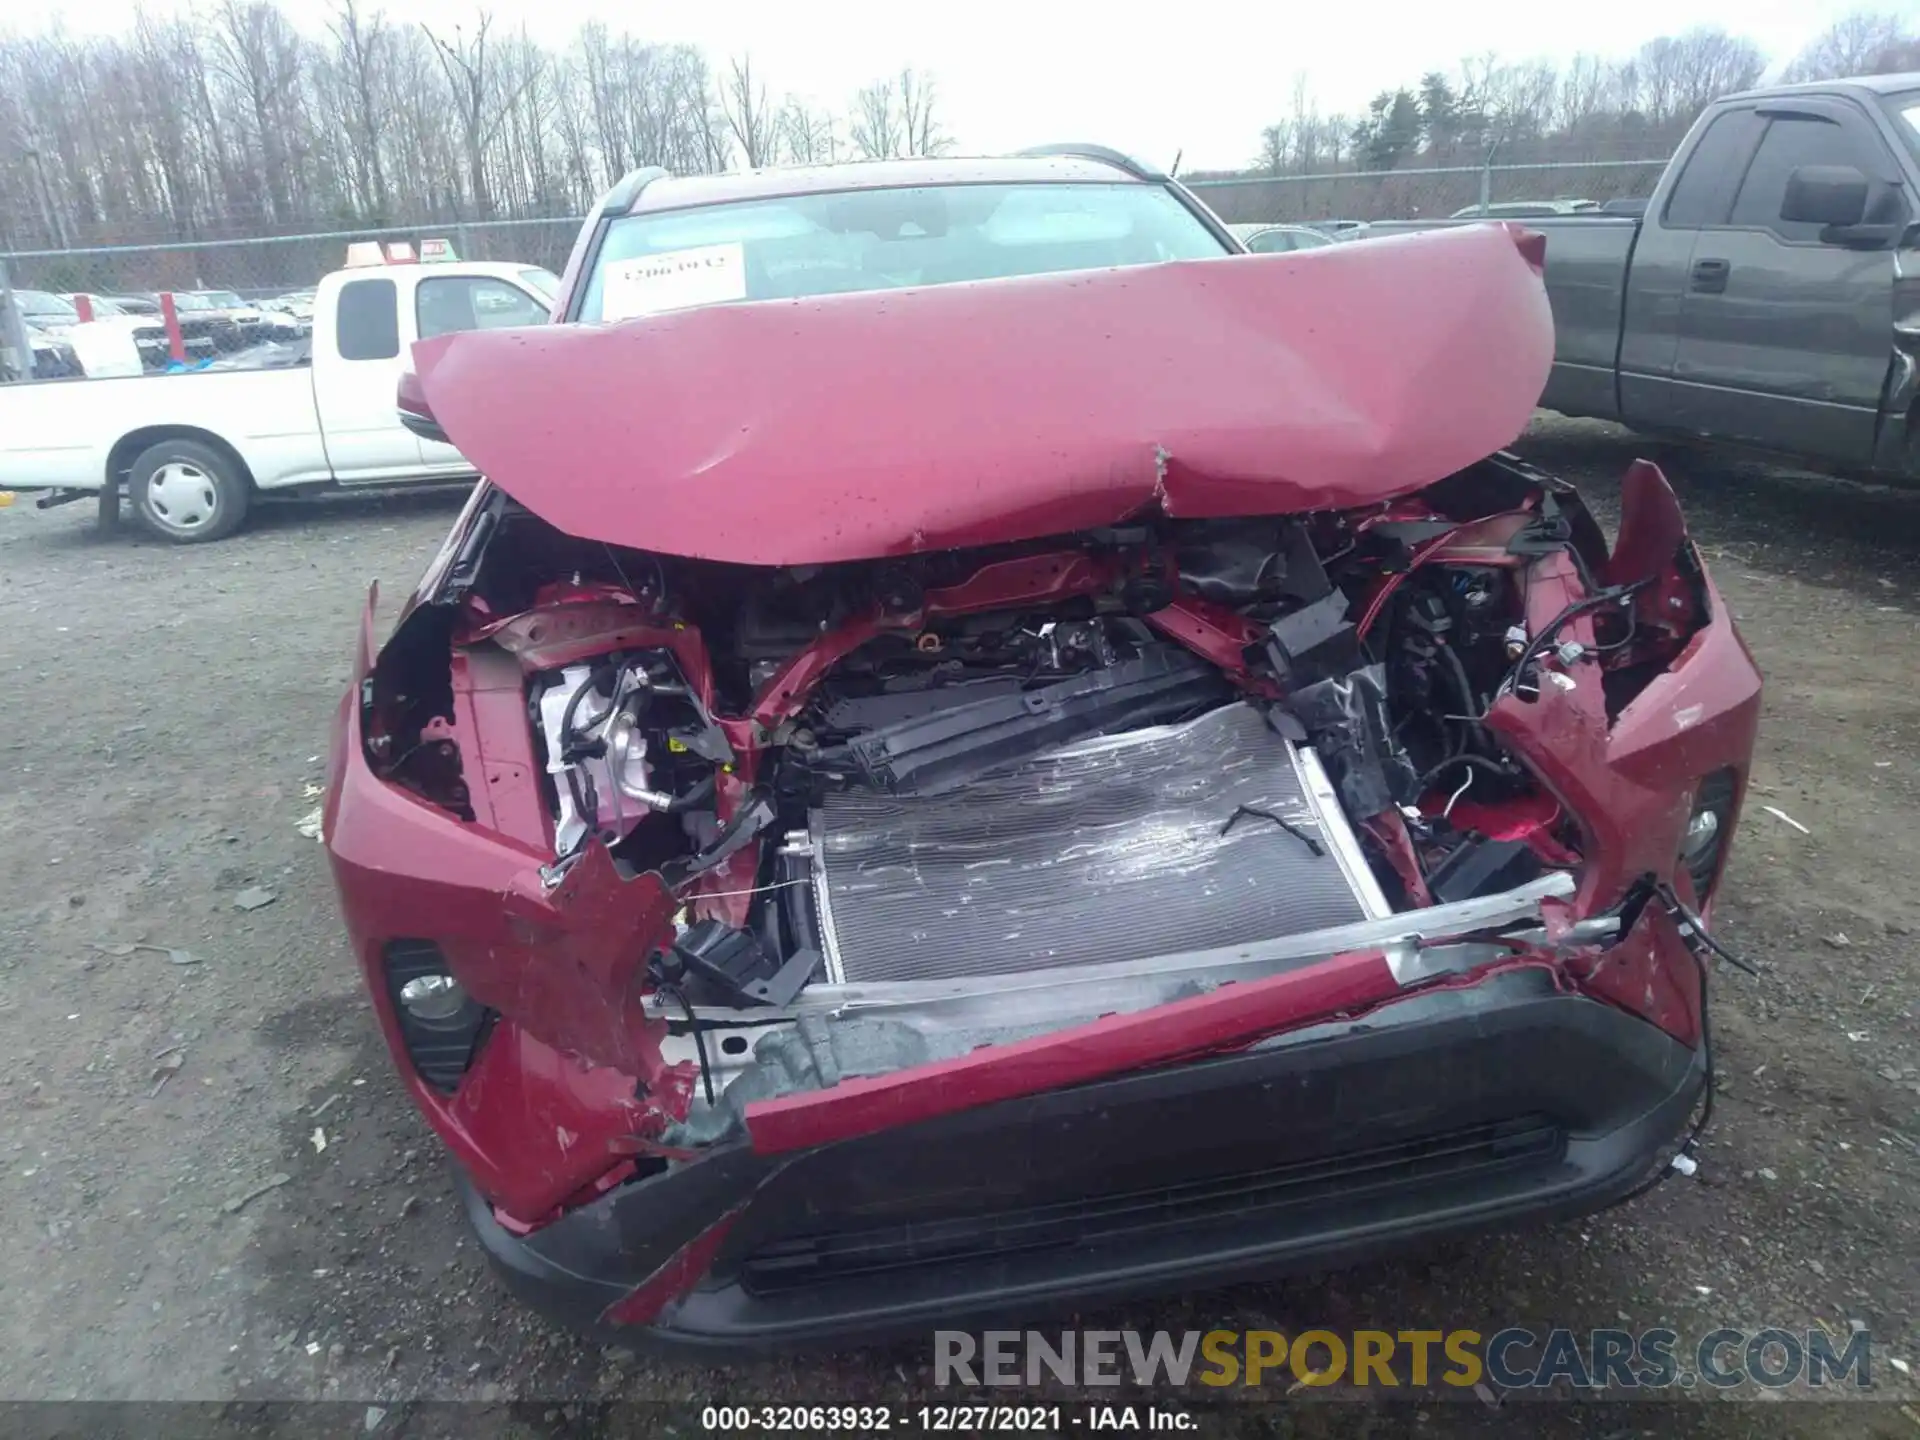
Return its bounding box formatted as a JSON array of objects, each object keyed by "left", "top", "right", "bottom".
[
  {"left": 459, "top": 965, "right": 1704, "bottom": 1351},
  {"left": 323, "top": 454, "right": 1761, "bottom": 1348}
]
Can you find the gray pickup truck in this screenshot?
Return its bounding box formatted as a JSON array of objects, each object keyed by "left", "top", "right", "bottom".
[{"left": 1373, "top": 73, "right": 1920, "bottom": 482}]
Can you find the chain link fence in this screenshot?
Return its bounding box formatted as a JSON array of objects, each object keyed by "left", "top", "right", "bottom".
[
  {"left": 0, "top": 158, "right": 1670, "bottom": 383},
  {"left": 1187, "top": 156, "right": 1669, "bottom": 226}
]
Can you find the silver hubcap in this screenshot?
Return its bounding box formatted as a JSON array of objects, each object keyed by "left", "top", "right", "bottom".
[{"left": 146, "top": 462, "right": 218, "bottom": 532}]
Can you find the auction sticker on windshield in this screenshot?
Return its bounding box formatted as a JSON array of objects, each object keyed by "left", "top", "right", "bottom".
[{"left": 602, "top": 242, "right": 748, "bottom": 320}]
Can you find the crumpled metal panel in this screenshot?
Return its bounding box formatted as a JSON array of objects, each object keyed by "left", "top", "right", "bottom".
[
  {"left": 810, "top": 704, "right": 1374, "bottom": 984},
  {"left": 412, "top": 223, "right": 1553, "bottom": 564}
]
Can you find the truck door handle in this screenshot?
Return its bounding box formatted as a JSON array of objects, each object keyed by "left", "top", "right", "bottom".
[{"left": 1691, "top": 258, "right": 1730, "bottom": 294}]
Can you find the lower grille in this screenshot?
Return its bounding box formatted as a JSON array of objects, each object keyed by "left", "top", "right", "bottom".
[
  {"left": 739, "top": 1116, "right": 1563, "bottom": 1295},
  {"left": 810, "top": 703, "right": 1382, "bottom": 984}
]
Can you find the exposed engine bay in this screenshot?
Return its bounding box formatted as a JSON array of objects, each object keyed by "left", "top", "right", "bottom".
[{"left": 361, "top": 451, "right": 1710, "bottom": 1124}]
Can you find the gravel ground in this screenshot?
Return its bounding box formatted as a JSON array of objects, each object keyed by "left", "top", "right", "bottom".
[{"left": 0, "top": 416, "right": 1917, "bottom": 1436}]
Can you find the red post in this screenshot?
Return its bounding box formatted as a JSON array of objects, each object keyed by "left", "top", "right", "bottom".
[
  {"left": 74, "top": 293, "right": 94, "bottom": 323},
  {"left": 159, "top": 291, "right": 186, "bottom": 365}
]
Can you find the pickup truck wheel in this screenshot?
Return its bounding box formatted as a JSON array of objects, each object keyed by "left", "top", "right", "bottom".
[{"left": 127, "top": 440, "right": 250, "bottom": 543}]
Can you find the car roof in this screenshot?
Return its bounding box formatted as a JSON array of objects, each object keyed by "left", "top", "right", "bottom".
[
  {"left": 1728, "top": 70, "right": 1920, "bottom": 101},
  {"left": 627, "top": 154, "right": 1157, "bottom": 215}
]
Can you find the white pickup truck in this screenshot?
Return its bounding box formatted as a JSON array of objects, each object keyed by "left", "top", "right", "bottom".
[{"left": 0, "top": 257, "right": 556, "bottom": 542}]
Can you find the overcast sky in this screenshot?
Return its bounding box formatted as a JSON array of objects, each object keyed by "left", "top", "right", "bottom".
[{"left": 13, "top": 0, "right": 1877, "bottom": 169}]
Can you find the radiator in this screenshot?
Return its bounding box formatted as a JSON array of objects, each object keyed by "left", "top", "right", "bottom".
[{"left": 809, "top": 703, "right": 1388, "bottom": 985}]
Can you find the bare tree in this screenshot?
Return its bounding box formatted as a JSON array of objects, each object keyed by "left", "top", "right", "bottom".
[
  {"left": 1286, "top": 73, "right": 1324, "bottom": 172},
  {"left": 1785, "top": 10, "right": 1919, "bottom": 81},
  {"left": 0, "top": 0, "right": 768, "bottom": 261},
  {"left": 1256, "top": 122, "right": 1292, "bottom": 174},
  {"left": 422, "top": 11, "right": 535, "bottom": 218},
  {"left": 385, "top": 26, "right": 465, "bottom": 216},
  {"left": 1665, "top": 28, "right": 1765, "bottom": 120},
  {"left": 1233, "top": 19, "right": 1772, "bottom": 224},
  {"left": 721, "top": 53, "right": 777, "bottom": 168},
  {"left": 850, "top": 78, "right": 902, "bottom": 160},
  {"left": 898, "top": 67, "right": 950, "bottom": 157},
  {"left": 129, "top": 15, "right": 206, "bottom": 236},
  {"left": 329, "top": 0, "right": 389, "bottom": 218},
  {"left": 780, "top": 98, "right": 839, "bottom": 164},
  {"left": 1554, "top": 53, "right": 1608, "bottom": 139},
  {"left": 210, "top": 1, "right": 310, "bottom": 223}
]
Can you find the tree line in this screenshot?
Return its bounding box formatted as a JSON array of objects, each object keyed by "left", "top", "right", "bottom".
[
  {"left": 0, "top": 2, "right": 950, "bottom": 251},
  {"left": 1215, "top": 11, "right": 1920, "bottom": 182},
  {"left": 4, "top": 4, "right": 1918, "bottom": 253}
]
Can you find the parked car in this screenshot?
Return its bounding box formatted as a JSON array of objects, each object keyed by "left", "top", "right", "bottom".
[
  {"left": 1372, "top": 72, "right": 1920, "bottom": 483},
  {"left": 1239, "top": 223, "right": 1338, "bottom": 253},
  {"left": 1448, "top": 199, "right": 1601, "bottom": 218},
  {"left": 58, "top": 292, "right": 219, "bottom": 368},
  {"left": 26, "top": 329, "right": 83, "bottom": 379},
  {"left": 260, "top": 289, "right": 317, "bottom": 333},
  {"left": 178, "top": 289, "right": 277, "bottom": 346},
  {"left": 13, "top": 289, "right": 81, "bottom": 328},
  {"left": 187, "top": 287, "right": 307, "bottom": 342},
  {"left": 327, "top": 150, "right": 1758, "bottom": 1350},
  {"left": 59, "top": 292, "right": 128, "bottom": 317},
  {"left": 15, "top": 289, "right": 183, "bottom": 374},
  {"left": 0, "top": 257, "right": 556, "bottom": 540},
  {"left": 128, "top": 291, "right": 243, "bottom": 355}
]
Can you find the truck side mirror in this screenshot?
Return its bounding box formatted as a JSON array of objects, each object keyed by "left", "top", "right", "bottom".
[{"left": 1780, "top": 165, "right": 1868, "bottom": 227}]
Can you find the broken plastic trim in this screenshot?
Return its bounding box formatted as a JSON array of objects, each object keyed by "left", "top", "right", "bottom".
[
  {"left": 655, "top": 935, "right": 1527, "bottom": 1088},
  {"left": 822, "top": 645, "right": 1229, "bottom": 796},
  {"left": 1294, "top": 744, "right": 1394, "bottom": 921}
]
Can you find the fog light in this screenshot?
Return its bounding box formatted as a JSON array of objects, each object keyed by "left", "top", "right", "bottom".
[
  {"left": 1680, "top": 769, "right": 1737, "bottom": 901},
  {"left": 398, "top": 972, "right": 467, "bottom": 1021},
  {"left": 383, "top": 940, "right": 489, "bottom": 1091},
  {"left": 1681, "top": 808, "right": 1719, "bottom": 859}
]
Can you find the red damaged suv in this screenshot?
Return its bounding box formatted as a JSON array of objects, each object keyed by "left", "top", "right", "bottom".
[{"left": 326, "top": 148, "right": 1760, "bottom": 1349}]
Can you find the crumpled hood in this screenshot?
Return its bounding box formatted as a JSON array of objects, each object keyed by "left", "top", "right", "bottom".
[{"left": 413, "top": 223, "right": 1552, "bottom": 564}]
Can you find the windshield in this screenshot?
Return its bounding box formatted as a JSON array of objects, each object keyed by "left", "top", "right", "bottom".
[
  {"left": 172, "top": 294, "right": 217, "bottom": 311},
  {"left": 204, "top": 291, "right": 245, "bottom": 307},
  {"left": 579, "top": 181, "right": 1227, "bottom": 322},
  {"left": 19, "top": 291, "right": 79, "bottom": 320},
  {"left": 1886, "top": 91, "right": 1920, "bottom": 159},
  {"left": 518, "top": 267, "right": 560, "bottom": 303}
]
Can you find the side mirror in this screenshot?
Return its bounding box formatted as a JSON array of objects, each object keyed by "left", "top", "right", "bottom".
[
  {"left": 396, "top": 368, "right": 449, "bottom": 445},
  {"left": 1781, "top": 165, "right": 1868, "bottom": 227}
]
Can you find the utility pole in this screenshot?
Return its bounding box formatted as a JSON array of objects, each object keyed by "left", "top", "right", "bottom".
[
  {"left": 1477, "top": 140, "right": 1501, "bottom": 217},
  {"left": 0, "top": 262, "right": 37, "bottom": 383}
]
